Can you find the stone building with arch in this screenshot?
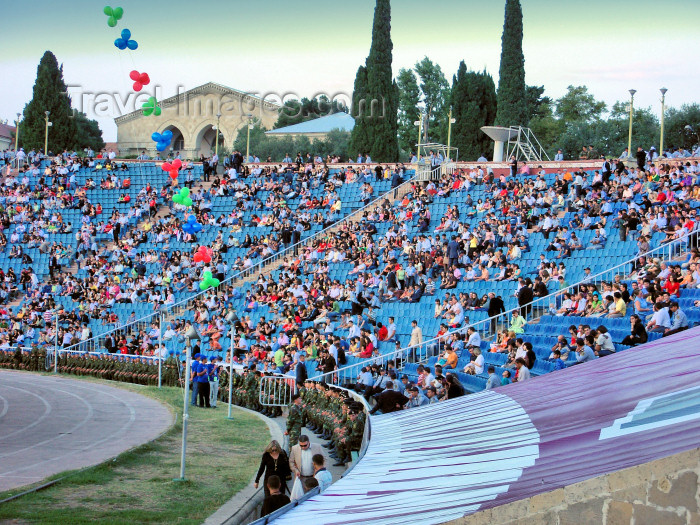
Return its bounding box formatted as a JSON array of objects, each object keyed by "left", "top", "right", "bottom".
[{"left": 115, "top": 82, "right": 280, "bottom": 158}]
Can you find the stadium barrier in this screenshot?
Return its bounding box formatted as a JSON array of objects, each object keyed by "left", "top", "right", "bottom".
[
  {"left": 309, "top": 225, "right": 699, "bottom": 386},
  {"left": 259, "top": 375, "right": 297, "bottom": 407}
]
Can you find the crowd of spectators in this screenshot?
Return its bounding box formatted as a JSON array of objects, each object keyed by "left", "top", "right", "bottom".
[{"left": 0, "top": 144, "right": 697, "bottom": 404}]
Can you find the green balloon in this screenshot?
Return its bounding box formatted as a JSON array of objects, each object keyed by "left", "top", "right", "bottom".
[
  {"left": 183, "top": 197, "right": 192, "bottom": 207},
  {"left": 113, "top": 6, "right": 123, "bottom": 18},
  {"left": 181, "top": 187, "right": 190, "bottom": 197},
  {"left": 199, "top": 281, "right": 209, "bottom": 291},
  {"left": 103, "top": 6, "right": 113, "bottom": 15},
  {"left": 107, "top": 17, "right": 117, "bottom": 27},
  {"left": 210, "top": 278, "right": 220, "bottom": 287}
]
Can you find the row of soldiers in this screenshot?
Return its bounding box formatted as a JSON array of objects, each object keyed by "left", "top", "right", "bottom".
[{"left": 287, "top": 380, "right": 366, "bottom": 467}]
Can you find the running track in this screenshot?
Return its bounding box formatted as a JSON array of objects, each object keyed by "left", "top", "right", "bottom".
[{"left": 0, "top": 371, "right": 173, "bottom": 492}]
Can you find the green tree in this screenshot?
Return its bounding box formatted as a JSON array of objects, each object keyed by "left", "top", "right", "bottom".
[
  {"left": 495, "top": 0, "right": 527, "bottom": 127},
  {"left": 232, "top": 118, "right": 266, "bottom": 156},
  {"left": 274, "top": 96, "right": 347, "bottom": 129},
  {"left": 524, "top": 85, "right": 550, "bottom": 123},
  {"left": 72, "top": 110, "right": 105, "bottom": 151},
  {"left": 414, "top": 56, "right": 449, "bottom": 143},
  {"left": 365, "top": 0, "right": 399, "bottom": 162},
  {"left": 349, "top": 64, "right": 371, "bottom": 158},
  {"left": 658, "top": 103, "right": 700, "bottom": 152},
  {"left": 555, "top": 85, "right": 606, "bottom": 124},
  {"left": 314, "top": 129, "right": 351, "bottom": 160},
  {"left": 605, "top": 102, "right": 659, "bottom": 155},
  {"left": 396, "top": 68, "right": 420, "bottom": 154},
  {"left": 21, "top": 51, "right": 77, "bottom": 152},
  {"left": 450, "top": 61, "right": 497, "bottom": 161}
]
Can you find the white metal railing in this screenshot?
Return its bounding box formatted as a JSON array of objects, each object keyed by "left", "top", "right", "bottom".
[
  {"left": 416, "top": 164, "right": 445, "bottom": 182},
  {"left": 309, "top": 226, "right": 699, "bottom": 385},
  {"left": 58, "top": 169, "right": 420, "bottom": 356},
  {"left": 259, "top": 374, "right": 297, "bottom": 406}
]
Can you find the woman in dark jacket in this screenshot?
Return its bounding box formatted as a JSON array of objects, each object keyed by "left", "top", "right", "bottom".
[
  {"left": 445, "top": 373, "right": 465, "bottom": 399},
  {"left": 621, "top": 314, "right": 648, "bottom": 347},
  {"left": 254, "top": 440, "right": 292, "bottom": 497}
]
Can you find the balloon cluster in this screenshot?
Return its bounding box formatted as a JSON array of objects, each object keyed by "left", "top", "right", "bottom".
[
  {"left": 172, "top": 187, "right": 192, "bottom": 207},
  {"left": 142, "top": 96, "right": 161, "bottom": 116},
  {"left": 114, "top": 28, "right": 138, "bottom": 50},
  {"left": 152, "top": 130, "right": 172, "bottom": 152},
  {"left": 129, "top": 70, "right": 150, "bottom": 91},
  {"left": 103, "top": 6, "right": 123, "bottom": 27},
  {"left": 199, "top": 271, "right": 221, "bottom": 291},
  {"left": 182, "top": 215, "right": 202, "bottom": 235},
  {"left": 104, "top": 6, "right": 170, "bottom": 156},
  {"left": 193, "top": 246, "right": 212, "bottom": 263},
  {"left": 161, "top": 158, "right": 182, "bottom": 179}
]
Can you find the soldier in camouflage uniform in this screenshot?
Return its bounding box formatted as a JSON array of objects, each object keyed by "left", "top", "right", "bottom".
[
  {"left": 285, "top": 393, "right": 304, "bottom": 448},
  {"left": 303, "top": 381, "right": 319, "bottom": 431},
  {"left": 333, "top": 403, "right": 365, "bottom": 466}
]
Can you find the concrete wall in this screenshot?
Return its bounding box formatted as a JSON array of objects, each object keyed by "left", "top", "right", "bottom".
[{"left": 446, "top": 447, "right": 700, "bottom": 525}]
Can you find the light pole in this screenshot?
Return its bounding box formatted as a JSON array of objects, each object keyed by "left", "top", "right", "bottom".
[
  {"left": 44, "top": 111, "right": 52, "bottom": 156},
  {"left": 214, "top": 112, "right": 221, "bottom": 161},
  {"left": 659, "top": 88, "right": 667, "bottom": 157},
  {"left": 157, "top": 311, "right": 163, "bottom": 389},
  {"left": 245, "top": 114, "right": 254, "bottom": 163},
  {"left": 227, "top": 329, "right": 235, "bottom": 420},
  {"left": 414, "top": 114, "right": 423, "bottom": 161},
  {"left": 175, "top": 327, "right": 200, "bottom": 482},
  {"left": 627, "top": 89, "right": 636, "bottom": 157},
  {"left": 14, "top": 113, "right": 21, "bottom": 160},
  {"left": 446, "top": 106, "right": 456, "bottom": 162}
]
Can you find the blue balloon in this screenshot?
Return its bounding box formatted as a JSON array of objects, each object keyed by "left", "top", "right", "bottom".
[
  {"left": 151, "top": 131, "right": 172, "bottom": 151},
  {"left": 182, "top": 215, "right": 202, "bottom": 235},
  {"left": 114, "top": 28, "right": 137, "bottom": 51}
]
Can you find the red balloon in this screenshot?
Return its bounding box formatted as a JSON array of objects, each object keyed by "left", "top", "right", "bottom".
[
  {"left": 129, "top": 70, "right": 150, "bottom": 92},
  {"left": 162, "top": 160, "right": 181, "bottom": 180}
]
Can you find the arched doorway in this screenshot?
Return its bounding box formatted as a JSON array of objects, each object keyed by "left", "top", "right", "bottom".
[
  {"left": 161, "top": 125, "right": 185, "bottom": 157},
  {"left": 194, "top": 124, "right": 224, "bottom": 159}
]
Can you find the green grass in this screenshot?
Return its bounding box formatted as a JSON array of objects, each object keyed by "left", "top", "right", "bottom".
[{"left": 0, "top": 381, "right": 270, "bottom": 524}]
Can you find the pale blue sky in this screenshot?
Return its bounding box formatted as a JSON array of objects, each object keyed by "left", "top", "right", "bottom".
[{"left": 1, "top": 0, "right": 698, "bottom": 141}]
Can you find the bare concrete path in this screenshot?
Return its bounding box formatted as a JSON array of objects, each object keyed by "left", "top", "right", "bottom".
[{"left": 0, "top": 371, "right": 173, "bottom": 492}]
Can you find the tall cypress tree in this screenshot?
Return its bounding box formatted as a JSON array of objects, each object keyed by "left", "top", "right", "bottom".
[
  {"left": 21, "top": 51, "right": 77, "bottom": 152},
  {"left": 396, "top": 68, "right": 420, "bottom": 154},
  {"left": 495, "top": 0, "right": 527, "bottom": 128},
  {"left": 349, "top": 64, "right": 371, "bottom": 158},
  {"left": 350, "top": 0, "right": 398, "bottom": 162},
  {"left": 451, "top": 61, "right": 497, "bottom": 161}
]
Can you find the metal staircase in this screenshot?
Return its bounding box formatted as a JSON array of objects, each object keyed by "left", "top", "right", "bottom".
[{"left": 506, "top": 126, "right": 551, "bottom": 162}]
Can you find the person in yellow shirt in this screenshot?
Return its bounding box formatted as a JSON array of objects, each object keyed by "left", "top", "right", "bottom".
[{"left": 607, "top": 291, "right": 626, "bottom": 318}]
